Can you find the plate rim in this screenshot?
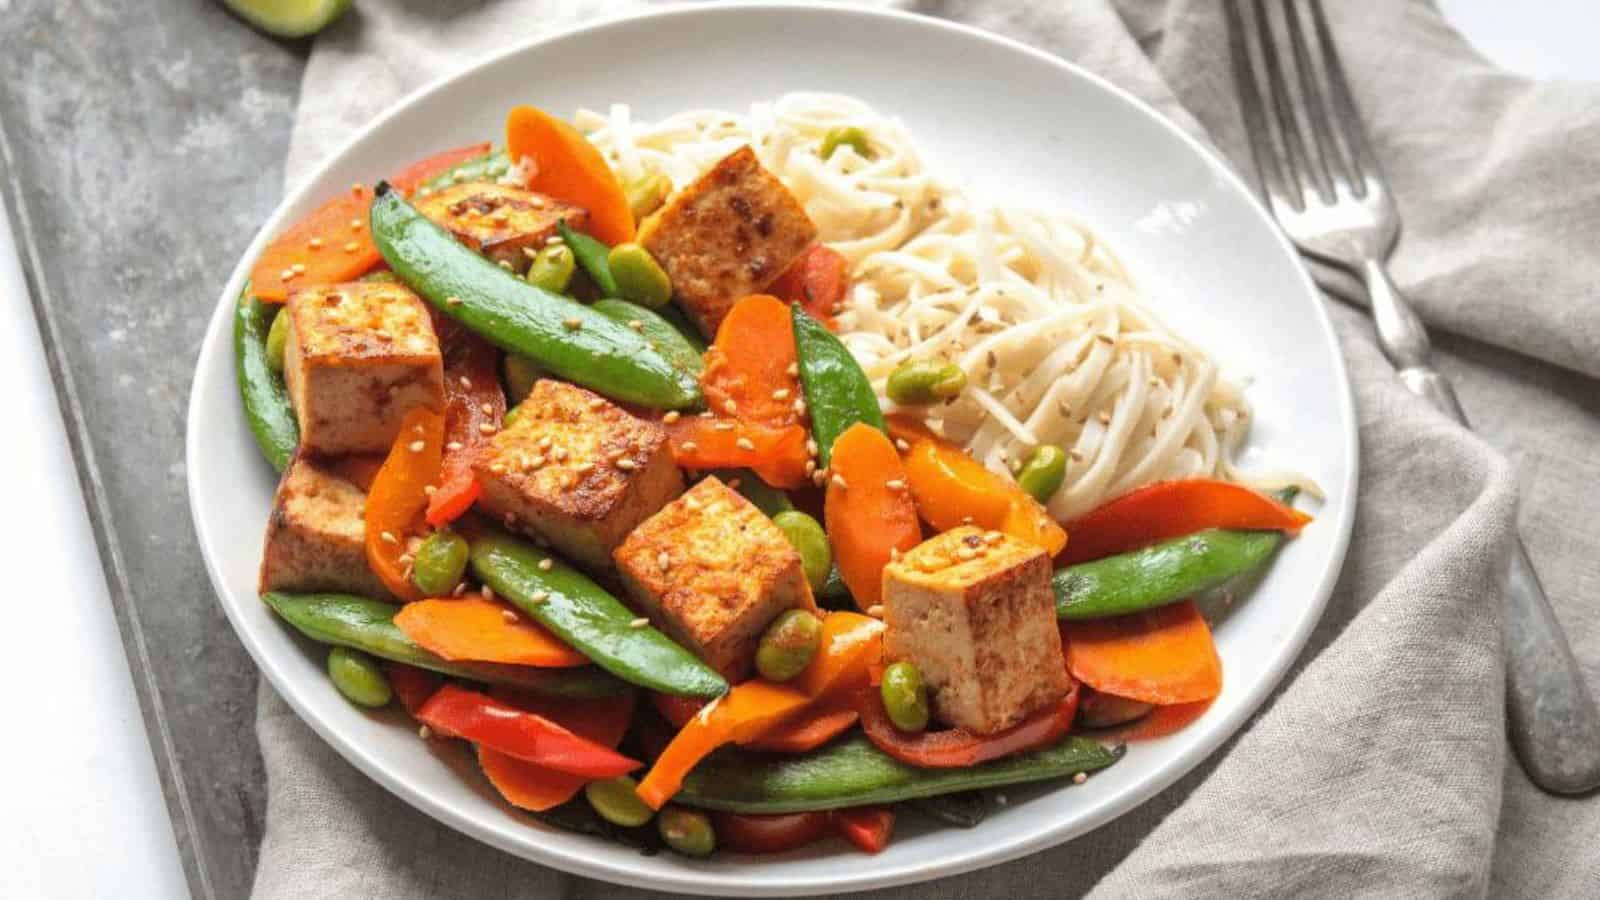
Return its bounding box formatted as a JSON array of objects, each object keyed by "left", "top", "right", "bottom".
[{"left": 186, "top": 2, "right": 1359, "bottom": 894}]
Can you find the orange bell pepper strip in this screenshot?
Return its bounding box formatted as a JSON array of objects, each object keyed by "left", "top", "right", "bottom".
[
  {"left": 768, "top": 245, "right": 849, "bottom": 329},
  {"left": 425, "top": 317, "right": 504, "bottom": 526},
  {"left": 825, "top": 424, "right": 922, "bottom": 609},
  {"left": 901, "top": 434, "right": 1067, "bottom": 556},
  {"left": 636, "top": 612, "right": 884, "bottom": 809},
  {"left": 477, "top": 689, "right": 636, "bottom": 812},
  {"left": 834, "top": 806, "right": 895, "bottom": 854},
  {"left": 666, "top": 417, "right": 810, "bottom": 490},
  {"left": 1061, "top": 600, "right": 1222, "bottom": 705},
  {"left": 364, "top": 406, "right": 445, "bottom": 602},
  {"left": 393, "top": 597, "right": 588, "bottom": 667},
  {"left": 506, "top": 105, "right": 634, "bottom": 246},
  {"left": 1058, "top": 478, "right": 1311, "bottom": 565},
  {"left": 701, "top": 295, "right": 803, "bottom": 428},
  {"left": 417, "top": 684, "right": 639, "bottom": 778},
  {"left": 856, "top": 679, "right": 1080, "bottom": 768},
  {"left": 749, "top": 703, "right": 859, "bottom": 754},
  {"left": 389, "top": 142, "right": 493, "bottom": 195}
]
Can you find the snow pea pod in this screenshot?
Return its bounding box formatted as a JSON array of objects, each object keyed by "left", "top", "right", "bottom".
[
  {"left": 417, "top": 149, "right": 510, "bottom": 193},
  {"left": 369, "top": 185, "right": 699, "bottom": 409},
  {"left": 590, "top": 298, "right": 703, "bottom": 380},
  {"left": 675, "top": 734, "right": 1121, "bottom": 813},
  {"left": 234, "top": 285, "right": 298, "bottom": 472},
  {"left": 262, "top": 591, "right": 627, "bottom": 698},
  {"left": 792, "top": 306, "right": 884, "bottom": 466},
  {"left": 557, "top": 220, "right": 620, "bottom": 298},
  {"left": 468, "top": 529, "right": 728, "bottom": 699}
]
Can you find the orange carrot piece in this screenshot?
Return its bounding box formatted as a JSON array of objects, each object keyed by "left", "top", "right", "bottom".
[
  {"left": 394, "top": 597, "right": 588, "bottom": 667},
  {"left": 506, "top": 105, "right": 634, "bottom": 245},
  {"left": 825, "top": 424, "right": 922, "bottom": 610},
  {"left": 1058, "top": 479, "right": 1312, "bottom": 565},
  {"left": 901, "top": 434, "right": 1067, "bottom": 556},
  {"left": 769, "top": 245, "right": 849, "bottom": 328},
  {"left": 250, "top": 187, "right": 381, "bottom": 302},
  {"left": 364, "top": 407, "right": 445, "bottom": 602},
  {"left": 478, "top": 690, "right": 636, "bottom": 812},
  {"left": 883, "top": 413, "right": 938, "bottom": 448},
  {"left": 666, "top": 417, "right": 810, "bottom": 489},
  {"left": 1102, "top": 699, "right": 1214, "bottom": 742},
  {"left": 701, "top": 295, "right": 802, "bottom": 428},
  {"left": 389, "top": 142, "right": 493, "bottom": 196},
  {"left": 1061, "top": 601, "right": 1222, "bottom": 705}
]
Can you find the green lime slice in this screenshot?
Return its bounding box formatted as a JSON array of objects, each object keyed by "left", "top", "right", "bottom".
[{"left": 223, "top": 0, "right": 353, "bottom": 38}]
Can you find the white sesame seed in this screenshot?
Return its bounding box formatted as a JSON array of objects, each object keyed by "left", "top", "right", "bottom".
[
  {"left": 343, "top": 241, "right": 360, "bottom": 253},
  {"left": 793, "top": 398, "right": 807, "bottom": 416},
  {"left": 588, "top": 397, "right": 606, "bottom": 410},
  {"left": 523, "top": 247, "right": 540, "bottom": 260},
  {"left": 726, "top": 477, "right": 742, "bottom": 490},
  {"left": 662, "top": 411, "right": 681, "bottom": 424},
  {"left": 680, "top": 440, "right": 698, "bottom": 453},
  {"left": 530, "top": 590, "right": 549, "bottom": 603},
  {"left": 563, "top": 317, "right": 582, "bottom": 331},
  {"left": 349, "top": 218, "right": 362, "bottom": 231},
  {"left": 418, "top": 724, "right": 432, "bottom": 739},
  {"left": 446, "top": 296, "right": 463, "bottom": 307},
  {"left": 279, "top": 268, "right": 295, "bottom": 280},
  {"left": 291, "top": 263, "right": 306, "bottom": 274},
  {"left": 544, "top": 235, "right": 563, "bottom": 246},
  {"left": 831, "top": 474, "right": 848, "bottom": 490},
  {"left": 995, "top": 793, "right": 1008, "bottom": 806},
  {"left": 804, "top": 460, "right": 816, "bottom": 476},
  {"left": 459, "top": 375, "right": 472, "bottom": 388},
  {"left": 480, "top": 402, "right": 494, "bottom": 415},
  {"left": 712, "top": 421, "right": 736, "bottom": 432},
  {"left": 479, "top": 423, "right": 497, "bottom": 435},
  {"left": 615, "top": 458, "right": 638, "bottom": 471},
  {"left": 445, "top": 441, "right": 464, "bottom": 451},
  {"left": 308, "top": 236, "right": 323, "bottom": 249},
  {"left": 422, "top": 484, "right": 437, "bottom": 496},
  {"left": 452, "top": 582, "right": 468, "bottom": 596},
  {"left": 805, "top": 439, "right": 820, "bottom": 457},
  {"left": 735, "top": 437, "right": 756, "bottom": 451},
  {"left": 895, "top": 438, "right": 911, "bottom": 453},
  {"left": 771, "top": 388, "right": 790, "bottom": 401},
  {"left": 866, "top": 605, "right": 884, "bottom": 618},
  {"left": 538, "top": 558, "right": 554, "bottom": 572},
  {"left": 956, "top": 546, "right": 978, "bottom": 561},
  {"left": 405, "top": 439, "right": 424, "bottom": 453},
  {"left": 497, "top": 260, "right": 514, "bottom": 271},
  {"left": 628, "top": 319, "right": 645, "bottom": 331},
  {"left": 481, "top": 584, "right": 494, "bottom": 600},
  {"left": 1073, "top": 772, "right": 1088, "bottom": 785},
  {"left": 657, "top": 551, "right": 671, "bottom": 572},
  {"left": 723, "top": 399, "right": 738, "bottom": 415},
  {"left": 572, "top": 460, "right": 592, "bottom": 474},
  {"left": 488, "top": 462, "right": 506, "bottom": 474},
  {"left": 629, "top": 617, "right": 650, "bottom": 629},
  {"left": 785, "top": 362, "right": 799, "bottom": 377},
  {"left": 684, "top": 496, "right": 702, "bottom": 511},
  {"left": 885, "top": 479, "right": 906, "bottom": 491},
  {"left": 501, "top": 609, "right": 519, "bottom": 623},
  {"left": 380, "top": 531, "right": 398, "bottom": 544}
]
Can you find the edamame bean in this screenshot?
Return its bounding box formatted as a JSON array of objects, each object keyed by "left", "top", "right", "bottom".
[
  {"left": 755, "top": 609, "right": 823, "bottom": 682},
  {"left": 264, "top": 307, "right": 290, "bottom": 375},
  {"left": 607, "top": 243, "right": 672, "bottom": 308},
  {"left": 772, "top": 510, "right": 831, "bottom": 594},
  {"left": 525, "top": 243, "right": 576, "bottom": 295},
  {"left": 880, "top": 661, "right": 929, "bottom": 732},
  {"left": 585, "top": 776, "right": 654, "bottom": 827},
  {"left": 657, "top": 806, "right": 716, "bottom": 857},
  {"left": 821, "top": 126, "right": 874, "bottom": 160},
  {"left": 885, "top": 360, "right": 967, "bottom": 406},
  {"left": 626, "top": 172, "right": 672, "bottom": 222},
  {"left": 502, "top": 354, "right": 541, "bottom": 406},
  {"left": 1016, "top": 445, "right": 1067, "bottom": 503},
  {"left": 327, "top": 646, "right": 392, "bottom": 708},
  {"left": 411, "top": 529, "right": 470, "bottom": 597}
]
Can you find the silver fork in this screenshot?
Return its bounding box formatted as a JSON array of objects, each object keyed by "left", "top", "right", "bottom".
[{"left": 1227, "top": 0, "right": 1600, "bottom": 794}]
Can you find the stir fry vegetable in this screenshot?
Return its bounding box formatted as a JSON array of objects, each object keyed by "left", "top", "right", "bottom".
[
  {"left": 234, "top": 287, "right": 298, "bottom": 471},
  {"left": 793, "top": 306, "right": 884, "bottom": 464}
]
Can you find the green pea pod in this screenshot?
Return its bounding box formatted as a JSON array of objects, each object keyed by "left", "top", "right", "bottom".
[
  {"left": 262, "top": 592, "right": 627, "bottom": 698},
  {"left": 557, "top": 220, "right": 621, "bottom": 298},
  {"left": 591, "top": 299, "right": 704, "bottom": 380},
  {"left": 792, "top": 306, "right": 884, "bottom": 466},
  {"left": 675, "top": 734, "right": 1121, "bottom": 813},
  {"left": 654, "top": 303, "right": 708, "bottom": 354},
  {"left": 418, "top": 149, "right": 510, "bottom": 193},
  {"left": 370, "top": 185, "right": 699, "bottom": 409},
  {"left": 234, "top": 285, "right": 298, "bottom": 472},
  {"left": 468, "top": 530, "right": 728, "bottom": 699}
]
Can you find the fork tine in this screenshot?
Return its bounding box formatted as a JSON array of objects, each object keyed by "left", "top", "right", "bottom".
[
  {"left": 1225, "top": 1, "right": 1293, "bottom": 209},
  {"left": 1283, "top": 0, "right": 1357, "bottom": 196},
  {"left": 1307, "top": 0, "right": 1385, "bottom": 191},
  {"left": 1251, "top": 0, "right": 1322, "bottom": 208}
]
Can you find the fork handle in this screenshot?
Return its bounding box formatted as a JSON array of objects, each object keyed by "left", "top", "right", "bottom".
[{"left": 1360, "top": 258, "right": 1600, "bottom": 794}]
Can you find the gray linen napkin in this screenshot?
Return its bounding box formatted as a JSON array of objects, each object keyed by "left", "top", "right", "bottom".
[{"left": 252, "top": 2, "right": 1600, "bottom": 896}]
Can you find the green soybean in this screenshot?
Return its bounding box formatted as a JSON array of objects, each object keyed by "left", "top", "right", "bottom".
[
  {"left": 411, "top": 530, "right": 469, "bottom": 597},
  {"left": 327, "top": 646, "right": 392, "bottom": 708},
  {"left": 772, "top": 511, "right": 831, "bottom": 594},
  {"left": 880, "top": 661, "right": 929, "bottom": 732},
  {"left": 585, "top": 776, "right": 654, "bottom": 827},
  {"left": 657, "top": 806, "right": 716, "bottom": 857},
  {"left": 264, "top": 306, "right": 291, "bottom": 374},
  {"left": 821, "top": 126, "right": 874, "bottom": 160},
  {"left": 525, "top": 244, "right": 576, "bottom": 294},
  {"left": 755, "top": 609, "right": 823, "bottom": 682},
  {"left": 885, "top": 359, "right": 966, "bottom": 406},
  {"left": 1016, "top": 445, "right": 1067, "bottom": 503},
  {"left": 607, "top": 243, "right": 672, "bottom": 309},
  {"left": 234, "top": 287, "right": 298, "bottom": 472}
]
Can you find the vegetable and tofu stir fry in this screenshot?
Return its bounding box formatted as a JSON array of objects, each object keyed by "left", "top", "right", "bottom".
[{"left": 236, "top": 102, "right": 1312, "bottom": 858}]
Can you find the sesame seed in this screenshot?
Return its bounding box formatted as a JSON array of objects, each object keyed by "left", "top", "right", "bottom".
[
  {"left": 735, "top": 437, "right": 756, "bottom": 451},
  {"left": 544, "top": 235, "right": 563, "bottom": 246},
  {"left": 459, "top": 375, "right": 472, "bottom": 388},
  {"left": 630, "top": 617, "right": 650, "bottom": 629},
  {"left": 479, "top": 423, "right": 498, "bottom": 435},
  {"left": 446, "top": 441, "right": 464, "bottom": 451},
  {"left": 889, "top": 547, "right": 900, "bottom": 561},
  {"left": 488, "top": 462, "right": 506, "bottom": 474},
  {"left": 961, "top": 516, "right": 974, "bottom": 525},
  {"left": 352, "top": 183, "right": 365, "bottom": 194},
  {"left": 503, "top": 512, "right": 517, "bottom": 527},
  {"left": 497, "top": 260, "right": 514, "bottom": 271},
  {"left": 375, "top": 329, "right": 393, "bottom": 341},
  {"left": 280, "top": 268, "right": 296, "bottom": 281},
  {"left": 480, "top": 402, "right": 494, "bottom": 415},
  {"left": 1097, "top": 410, "right": 1111, "bottom": 424},
  {"left": 680, "top": 440, "right": 698, "bottom": 453},
  {"left": 408, "top": 440, "right": 426, "bottom": 452},
  {"left": 422, "top": 485, "right": 437, "bottom": 496},
  {"left": 291, "top": 263, "right": 307, "bottom": 274},
  {"left": 501, "top": 609, "right": 519, "bottom": 623},
  {"left": 397, "top": 552, "right": 414, "bottom": 565},
  {"left": 804, "top": 460, "right": 816, "bottom": 476},
  {"left": 785, "top": 362, "right": 799, "bottom": 377},
  {"left": 885, "top": 479, "right": 906, "bottom": 491},
  {"left": 723, "top": 399, "right": 738, "bottom": 415},
  {"left": 812, "top": 470, "right": 829, "bottom": 487},
  {"left": 418, "top": 724, "right": 432, "bottom": 739},
  {"left": 1073, "top": 772, "right": 1088, "bottom": 785},
  {"left": 343, "top": 241, "right": 360, "bottom": 253},
  {"left": 699, "top": 411, "right": 715, "bottom": 419},
  {"left": 1096, "top": 334, "right": 1114, "bottom": 345},
  {"left": 349, "top": 218, "right": 362, "bottom": 230},
  {"left": 615, "top": 458, "right": 638, "bottom": 471},
  {"left": 528, "top": 455, "right": 547, "bottom": 469},
  {"left": 712, "top": 421, "right": 736, "bottom": 432},
  {"left": 793, "top": 398, "right": 807, "bottom": 416},
  {"left": 308, "top": 237, "right": 323, "bottom": 249},
  {"left": 831, "top": 473, "right": 848, "bottom": 490},
  {"left": 523, "top": 247, "right": 540, "bottom": 260},
  {"left": 481, "top": 584, "right": 494, "bottom": 600},
  {"left": 538, "top": 558, "right": 554, "bottom": 572},
  {"left": 380, "top": 531, "right": 398, "bottom": 544},
  {"left": 628, "top": 319, "right": 645, "bottom": 331},
  {"left": 452, "top": 582, "right": 468, "bottom": 596},
  {"left": 995, "top": 793, "right": 1008, "bottom": 806},
  {"left": 552, "top": 447, "right": 568, "bottom": 462},
  {"left": 956, "top": 546, "right": 978, "bottom": 561},
  {"left": 657, "top": 551, "right": 671, "bottom": 572},
  {"left": 985, "top": 531, "right": 1005, "bottom": 545},
  {"left": 726, "top": 478, "right": 742, "bottom": 489},
  {"left": 564, "top": 317, "right": 582, "bottom": 331},
  {"left": 530, "top": 590, "right": 549, "bottom": 603},
  {"left": 866, "top": 605, "right": 885, "bottom": 617},
  {"left": 771, "top": 388, "right": 790, "bottom": 401},
  {"left": 446, "top": 296, "right": 463, "bottom": 307},
  {"left": 572, "top": 460, "right": 593, "bottom": 474},
  {"left": 588, "top": 397, "right": 606, "bottom": 410},
  {"left": 895, "top": 438, "right": 911, "bottom": 453},
  {"left": 684, "top": 496, "right": 702, "bottom": 511},
  {"left": 1069, "top": 450, "right": 1083, "bottom": 462},
  {"left": 662, "top": 411, "right": 680, "bottom": 424}
]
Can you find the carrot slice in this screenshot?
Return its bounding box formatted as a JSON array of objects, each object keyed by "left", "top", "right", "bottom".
[
  {"left": 666, "top": 417, "right": 810, "bottom": 489},
  {"left": 769, "top": 245, "right": 849, "bottom": 328},
  {"left": 250, "top": 187, "right": 382, "bottom": 302},
  {"left": 364, "top": 407, "right": 444, "bottom": 602},
  {"left": 394, "top": 597, "right": 588, "bottom": 667},
  {"left": 825, "top": 424, "right": 922, "bottom": 609},
  {"left": 478, "top": 690, "right": 635, "bottom": 812},
  {"left": 426, "top": 317, "right": 504, "bottom": 526},
  {"left": 1059, "top": 479, "right": 1311, "bottom": 565},
  {"left": 901, "top": 435, "right": 1067, "bottom": 556},
  {"left": 701, "top": 295, "right": 802, "bottom": 428},
  {"left": 390, "top": 142, "right": 492, "bottom": 195},
  {"left": 883, "top": 413, "right": 938, "bottom": 448},
  {"left": 1061, "top": 601, "right": 1222, "bottom": 705},
  {"left": 506, "top": 105, "right": 634, "bottom": 245},
  {"left": 1102, "top": 698, "right": 1214, "bottom": 742}
]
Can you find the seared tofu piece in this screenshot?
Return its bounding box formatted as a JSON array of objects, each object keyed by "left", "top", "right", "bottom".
[
  {"left": 259, "top": 455, "right": 391, "bottom": 600},
  {"left": 473, "top": 379, "right": 682, "bottom": 570},
  {"left": 882, "top": 526, "right": 1069, "bottom": 734},
  {"left": 637, "top": 146, "right": 816, "bottom": 338},
  {"left": 284, "top": 281, "right": 444, "bottom": 455},
  {"left": 613, "top": 476, "right": 818, "bottom": 681},
  {"left": 413, "top": 182, "right": 586, "bottom": 271}
]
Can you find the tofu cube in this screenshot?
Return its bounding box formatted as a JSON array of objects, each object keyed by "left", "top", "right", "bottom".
[
  {"left": 473, "top": 379, "right": 682, "bottom": 570},
  {"left": 883, "top": 526, "right": 1070, "bottom": 734},
  {"left": 613, "top": 476, "right": 818, "bottom": 681},
  {"left": 638, "top": 146, "right": 817, "bottom": 338},
  {"left": 259, "top": 455, "right": 391, "bottom": 600},
  {"left": 283, "top": 281, "right": 444, "bottom": 455},
  {"left": 413, "top": 182, "right": 586, "bottom": 271}
]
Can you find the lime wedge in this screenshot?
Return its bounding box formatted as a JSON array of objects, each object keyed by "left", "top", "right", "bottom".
[{"left": 223, "top": 0, "right": 353, "bottom": 38}]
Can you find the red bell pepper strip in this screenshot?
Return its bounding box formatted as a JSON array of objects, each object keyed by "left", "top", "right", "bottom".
[
  {"left": 384, "top": 662, "right": 442, "bottom": 716},
  {"left": 1058, "top": 478, "right": 1311, "bottom": 565},
  {"left": 769, "top": 245, "right": 849, "bottom": 328},
  {"left": 365, "top": 407, "right": 445, "bottom": 602},
  {"left": 856, "top": 680, "right": 1080, "bottom": 769},
  {"left": 417, "top": 684, "right": 639, "bottom": 778},
  {"left": 477, "top": 689, "right": 636, "bottom": 812},
  {"left": 834, "top": 806, "right": 895, "bottom": 854},
  {"left": 425, "top": 316, "right": 504, "bottom": 526},
  {"left": 714, "top": 811, "right": 833, "bottom": 855}
]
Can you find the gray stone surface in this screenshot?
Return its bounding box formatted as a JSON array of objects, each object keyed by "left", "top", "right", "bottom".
[{"left": 0, "top": 2, "right": 307, "bottom": 896}]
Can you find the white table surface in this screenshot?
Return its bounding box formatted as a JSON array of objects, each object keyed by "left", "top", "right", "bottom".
[{"left": 0, "top": 5, "right": 1586, "bottom": 899}]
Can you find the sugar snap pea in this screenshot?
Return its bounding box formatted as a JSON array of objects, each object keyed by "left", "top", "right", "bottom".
[
  {"left": 234, "top": 285, "right": 298, "bottom": 472},
  {"left": 590, "top": 299, "right": 703, "bottom": 380},
  {"left": 557, "top": 220, "right": 621, "bottom": 298},
  {"left": 417, "top": 149, "right": 510, "bottom": 194},
  {"left": 792, "top": 306, "right": 885, "bottom": 466}
]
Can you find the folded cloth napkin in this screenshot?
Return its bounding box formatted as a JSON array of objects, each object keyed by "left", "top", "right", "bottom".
[{"left": 252, "top": 2, "right": 1600, "bottom": 896}]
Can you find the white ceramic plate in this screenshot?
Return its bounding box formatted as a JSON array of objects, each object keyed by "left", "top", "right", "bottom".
[{"left": 187, "top": 3, "right": 1357, "bottom": 895}]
